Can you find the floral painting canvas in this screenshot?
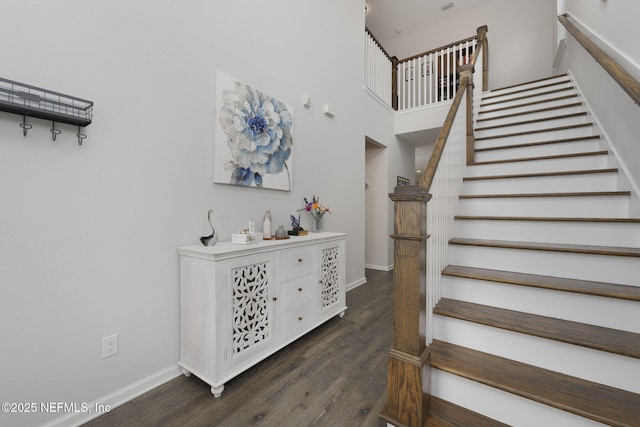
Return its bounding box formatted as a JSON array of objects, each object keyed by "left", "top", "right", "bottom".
[{"left": 214, "top": 71, "right": 293, "bottom": 191}]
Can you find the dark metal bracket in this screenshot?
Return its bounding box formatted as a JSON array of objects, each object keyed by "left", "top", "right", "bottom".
[{"left": 1, "top": 77, "right": 93, "bottom": 145}]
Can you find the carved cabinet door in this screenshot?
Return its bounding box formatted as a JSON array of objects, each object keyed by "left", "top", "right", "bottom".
[
  {"left": 318, "top": 241, "right": 345, "bottom": 314},
  {"left": 220, "top": 253, "right": 276, "bottom": 372}
]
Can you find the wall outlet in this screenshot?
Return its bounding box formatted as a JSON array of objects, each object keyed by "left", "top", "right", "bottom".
[{"left": 102, "top": 334, "right": 118, "bottom": 359}]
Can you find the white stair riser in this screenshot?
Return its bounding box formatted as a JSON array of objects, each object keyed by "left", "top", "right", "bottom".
[
  {"left": 476, "top": 126, "right": 595, "bottom": 147},
  {"left": 441, "top": 276, "right": 640, "bottom": 333},
  {"left": 475, "top": 116, "right": 588, "bottom": 138},
  {"left": 475, "top": 104, "right": 584, "bottom": 127},
  {"left": 467, "top": 154, "right": 608, "bottom": 176},
  {"left": 475, "top": 133, "right": 599, "bottom": 151},
  {"left": 481, "top": 89, "right": 576, "bottom": 110},
  {"left": 453, "top": 218, "right": 640, "bottom": 247},
  {"left": 434, "top": 316, "right": 640, "bottom": 392},
  {"left": 457, "top": 194, "right": 629, "bottom": 218},
  {"left": 478, "top": 96, "right": 580, "bottom": 119},
  {"left": 462, "top": 172, "right": 618, "bottom": 194},
  {"left": 486, "top": 78, "right": 572, "bottom": 97},
  {"left": 432, "top": 370, "right": 608, "bottom": 427},
  {"left": 474, "top": 139, "right": 601, "bottom": 161},
  {"left": 448, "top": 245, "right": 640, "bottom": 285},
  {"left": 483, "top": 82, "right": 573, "bottom": 104}
]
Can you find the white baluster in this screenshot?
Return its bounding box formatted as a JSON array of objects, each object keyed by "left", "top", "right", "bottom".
[
  {"left": 431, "top": 54, "right": 434, "bottom": 105},
  {"left": 425, "top": 88, "right": 467, "bottom": 343}
]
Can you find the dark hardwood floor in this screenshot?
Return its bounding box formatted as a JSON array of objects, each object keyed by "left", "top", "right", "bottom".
[{"left": 84, "top": 269, "right": 393, "bottom": 427}]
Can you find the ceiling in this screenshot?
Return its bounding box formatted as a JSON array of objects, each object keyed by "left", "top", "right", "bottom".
[{"left": 365, "top": 0, "right": 496, "bottom": 49}]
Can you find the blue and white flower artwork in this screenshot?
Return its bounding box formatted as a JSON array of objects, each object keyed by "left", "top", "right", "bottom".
[{"left": 214, "top": 71, "right": 293, "bottom": 191}]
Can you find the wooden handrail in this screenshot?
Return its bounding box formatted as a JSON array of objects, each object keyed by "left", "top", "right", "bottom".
[
  {"left": 381, "top": 26, "right": 485, "bottom": 427},
  {"left": 419, "top": 75, "right": 469, "bottom": 190},
  {"left": 380, "top": 24, "right": 486, "bottom": 424},
  {"left": 365, "top": 27, "right": 398, "bottom": 110},
  {"left": 559, "top": 13, "right": 640, "bottom": 106},
  {"left": 365, "top": 27, "right": 394, "bottom": 62},
  {"left": 382, "top": 70, "right": 474, "bottom": 427},
  {"left": 417, "top": 47, "right": 480, "bottom": 181}
]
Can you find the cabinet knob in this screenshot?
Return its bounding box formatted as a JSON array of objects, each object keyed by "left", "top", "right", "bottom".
[
  {"left": 298, "top": 316, "right": 303, "bottom": 321},
  {"left": 272, "top": 297, "right": 278, "bottom": 301},
  {"left": 298, "top": 258, "right": 303, "bottom": 263},
  {"left": 298, "top": 287, "right": 303, "bottom": 292}
]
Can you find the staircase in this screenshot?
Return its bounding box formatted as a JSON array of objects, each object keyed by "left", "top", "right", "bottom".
[{"left": 427, "top": 75, "right": 640, "bottom": 426}]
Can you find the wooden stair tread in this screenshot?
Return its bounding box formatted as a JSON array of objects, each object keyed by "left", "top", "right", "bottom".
[
  {"left": 427, "top": 396, "right": 510, "bottom": 427},
  {"left": 479, "top": 94, "right": 578, "bottom": 115},
  {"left": 490, "top": 74, "right": 568, "bottom": 93},
  {"left": 425, "top": 414, "right": 459, "bottom": 427},
  {"left": 482, "top": 80, "right": 571, "bottom": 101},
  {"left": 475, "top": 123, "right": 593, "bottom": 141},
  {"left": 475, "top": 135, "right": 600, "bottom": 152},
  {"left": 476, "top": 102, "right": 583, "bottom": 123},
  {"left": 481, "top": 87, "right": 574, "bottom": 108},
  {"left": 475, "top": 112, "right": 587, "bottom": 132},
  {"left": 454, "top": 215, "right": 640, "bottom": 223},
  {"left": 463, "top": 168, "right": 617, "bottom": 181},
  {"left": 460, "top": 190, "right": 630, "bottom": 199},
  {"left": 449, "top": 237, "right": 640, "bottom": 258},
  {"left": 470, "top": 150, "right": 608, "bottom": 166},
  {"left": 430, "top": 340, "right": 640, "bottom": 426},
  {"left": 434, "top": 298, "right": 640, "bottom": 358},
  {"left": 442, "top": 264, "right": 640, "bottom": 301}
]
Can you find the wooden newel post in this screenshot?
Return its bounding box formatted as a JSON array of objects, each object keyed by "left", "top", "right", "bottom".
[
  {"left": 391, "top": 56, "right": 399, "bottom": 111},
  {"left": 477, "top": 25, "right": 489, "bottom": 92},
  {"left": 380, "top": 185, "right": 431, "bottom": 427},
  {"left": 459, "top": 64, "right": 475, "bottom": 165}
]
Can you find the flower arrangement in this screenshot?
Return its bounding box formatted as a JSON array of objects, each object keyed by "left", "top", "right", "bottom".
[{"left": 300, "top": 195, "right": 332, "bottom": 231}]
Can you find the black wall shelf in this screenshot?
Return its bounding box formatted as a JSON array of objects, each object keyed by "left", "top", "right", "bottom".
[{"left": 0, "top": 77, "right": 93, "bottom": 144}]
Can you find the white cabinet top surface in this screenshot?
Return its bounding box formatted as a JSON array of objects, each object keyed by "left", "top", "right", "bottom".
[{"left": 178, "top": 232, "right": 347, "bottom": 260}]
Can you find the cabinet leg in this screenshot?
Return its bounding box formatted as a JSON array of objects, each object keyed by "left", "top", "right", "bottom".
[
  {"left": 211, "top": 384, "right": 225, "bottom": 398},
  {"left": 339, "top": 310, "right": 346, "bottom": 318},
  {"left": 181, "top": 368, "right": 191, "bottom": 377}
]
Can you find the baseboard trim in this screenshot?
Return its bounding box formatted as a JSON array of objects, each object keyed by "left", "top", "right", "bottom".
[
  {"left": 365, "top": 263, "right": 394, "bottom": 271},
  {"left": 42, "top": 365, "right": 182, "bottom": 427},
  {"left": 346, "top": 276, "right": 367, "bottom": 291}
]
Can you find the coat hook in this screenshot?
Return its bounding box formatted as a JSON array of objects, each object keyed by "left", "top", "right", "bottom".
[
  {"left": 76, "top": 126, "right": 86, "bottom": 146},
  {"left": 19, "top": 115, "right": 32, "bottom": 137},
  {"left": 50, "top": 121, "right": 61, "bottom": 141}
]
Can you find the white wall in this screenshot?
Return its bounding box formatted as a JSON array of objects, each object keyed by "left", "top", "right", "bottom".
[
  {"left": 363, "top": 89, "right": 416, "bottom": 271},
  {"left": 365, "top": 139, "right": 390, "bottom": 270},
  {"left": 395, "top": 103, "right": 450, "bottom": 137},
  {"left": 0, "top": 1, "right": 364, "bottom": 426},
  {"left": 565, "top": 0, "right": 640, "bottom": 68},
  {"left": 560, "top": 0, "right": 640, "bottom": 198},
  {"left": 363, "top": 93, "right": 395, "bottom": 270},
  {"left": 382, "top": 0, "right": 557, "bottom": 90}
]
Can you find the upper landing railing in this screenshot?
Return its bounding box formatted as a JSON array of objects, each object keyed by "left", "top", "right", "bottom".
[{"left": 365, "top": 26, "right": 488, "bottom": 111}]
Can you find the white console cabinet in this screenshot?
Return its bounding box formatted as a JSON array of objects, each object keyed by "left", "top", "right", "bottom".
[{"left": 178, "top": 232, "right": 347, "bottom": 397}]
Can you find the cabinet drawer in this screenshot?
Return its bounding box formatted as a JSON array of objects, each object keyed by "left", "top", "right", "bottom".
[
  {"left": 280, "top": 300, "right": 320, "bottom": 343},
  {"left": 280, "top": 274, "right": 315, "bottom": 308},
  {"left": 278, "top": 246, "right": 316, "bottom": 278}
]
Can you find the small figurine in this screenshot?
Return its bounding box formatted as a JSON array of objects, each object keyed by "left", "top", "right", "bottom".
[
  {"left": 290, "top": 214, "right": 305, "bottom": 236},
  {"left": 200, "top": 209, "right": 219, "bottom": 246}
]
